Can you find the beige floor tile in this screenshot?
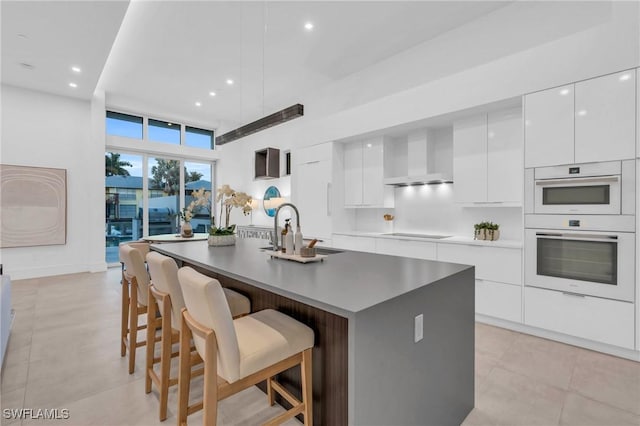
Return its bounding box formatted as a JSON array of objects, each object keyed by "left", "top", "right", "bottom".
[
  {"left": 475, "top": 323, "right": 518, "bottom": 359},
  {"left": 0, "top": 386, "right": 26, "bottom": 426},
  {"left": 570, "top": 349, "right": 640, "bottom": 415},
  {"left": 476, "top": 366, "right": 566, "bottom": 425},
  {"left": 560, "top": 392, "right": 640, "bottom": 425},
  {"left": 498, "top": 333, "right": 580, "bottom": 390},
  {"left": 461, "top": 407, "right": 496, "bottom": 426},
  {"left": 1, "top": 355, "right": 29, "bottom": 394}
]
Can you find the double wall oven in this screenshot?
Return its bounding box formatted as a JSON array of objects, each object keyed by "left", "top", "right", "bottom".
[{"left": 525, "top": 160, "right": 635, "bottom": 302}]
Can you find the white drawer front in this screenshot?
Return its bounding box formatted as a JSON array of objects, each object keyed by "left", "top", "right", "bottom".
[
  {"left": 332, "top": 235, "right": 376, "bottom": 253},
  {"left": 476, "top": 280, "right": 522, "bottom": 323},
  {"left": 437, "top": 243, "right": 522, "bottom": 285},
  {"left": 524, "top": 287, "right": 635, "bottom": 349},
  {"left": 375, "top": 239, "right": 437, "bottom": 260},
  {"left": 480, "top": 247, "right": 521, "bottom": 285}
]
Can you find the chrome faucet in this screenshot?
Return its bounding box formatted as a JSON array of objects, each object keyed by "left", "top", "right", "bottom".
[{"left": 272, "top": 203, "right": 300, "bottom": 251}]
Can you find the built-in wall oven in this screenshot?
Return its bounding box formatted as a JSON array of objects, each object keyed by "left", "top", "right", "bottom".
[
  {"left": 524, "top": 160, "right": 636, "bottom": 302},
  {"left": 530, "top": 160, "right": 635, "bottom": 215},
  {"left": 525, "top": 224, "right": 635, "bottom": 302}
]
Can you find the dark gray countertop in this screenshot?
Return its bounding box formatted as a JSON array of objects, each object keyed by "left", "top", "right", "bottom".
[{"left": 151, "top": 238, "right": 472, "bottom": 317}]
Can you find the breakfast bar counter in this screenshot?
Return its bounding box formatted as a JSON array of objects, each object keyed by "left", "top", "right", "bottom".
[{"left": 151, "top": 238, "right": 474, "bottom": 425}]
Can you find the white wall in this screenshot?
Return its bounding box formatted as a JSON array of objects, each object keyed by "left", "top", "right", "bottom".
[{"left": 1, "top": 85, "right": 105, "bottom": 279}]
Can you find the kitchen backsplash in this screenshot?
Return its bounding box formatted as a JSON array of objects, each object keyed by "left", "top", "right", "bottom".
[{"left": 354, "top": 185, "right": 523, "bottom": 240}]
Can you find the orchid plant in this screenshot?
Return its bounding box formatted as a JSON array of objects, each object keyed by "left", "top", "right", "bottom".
[
  {"left": 210, "top": 184, "right": 252, "bottom": 236},
  {"left": 179, "top": 187, "right": 211, "bottom": 223}
]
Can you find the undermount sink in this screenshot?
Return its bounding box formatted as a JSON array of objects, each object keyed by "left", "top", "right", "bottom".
[
  {"left": 382, "top": 233, "right": 451, "bottom": 239},
  {"left": 260, "top": 246, "right": 344, "bottom": 255}
]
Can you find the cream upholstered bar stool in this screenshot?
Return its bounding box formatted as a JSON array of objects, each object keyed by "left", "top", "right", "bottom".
[
  {"left": 176, "top": 267, "right": 314, "bottom": 426},
  {"left": 120, "top": 243, "right": 155, "bottom": 374},
  {"left": 145, "top": 252, "right": 251, "bottom": 421}
]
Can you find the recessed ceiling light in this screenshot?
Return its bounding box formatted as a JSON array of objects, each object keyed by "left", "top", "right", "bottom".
[
  {"left": 195, "top": 101, "right": 202, "bottom": 107},
  {"left": 226, "top": 79, "right": 234, "bottom": 85},
  {"left": 619, "top": 73, "right": 631, "bottom": 81},
  {"left": 71, "top": 66, "right": 81, "bottom": 73},
  {"left": 304, "top": 22, "right": 314, "bottom": 31},
  {"left": 68, "top": 82, "right": 77, "bottom": 88},
  {"left": 577, "top": 109, "right": 587, "bottom": 116},
  {"left": 209, "top": 91, "right": 216, "bottom": 97},
  {"left": 559, "top": 88, "right": 570, "bottom": 96}
]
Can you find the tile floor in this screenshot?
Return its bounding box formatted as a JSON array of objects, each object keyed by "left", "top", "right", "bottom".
[{"left": 1, "top": 269, "right": 639, "bottom": 426}]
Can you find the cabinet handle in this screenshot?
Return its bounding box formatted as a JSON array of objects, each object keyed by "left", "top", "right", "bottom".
[
  {"left": 326, "top": 183, "right": 332, "bottom": 216},
  {"left": 562, "top": 292, "right": 586, "bottom": 298},
  {"left": 305, "top": 160, "right": 320, "bottom": 165}
]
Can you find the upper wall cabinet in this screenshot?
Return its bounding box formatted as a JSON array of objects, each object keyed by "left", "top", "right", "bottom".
[
  {"left": 524, "top": 85, "right": 574, "bottom": 168},
  {"left": 525, "top": 70, "right": 636, "bottom": 168},
  {"left": 453, "top": 108, "right": 523, "bottom": 204},
  {"left": 343, "top": 138, "right": 394, "bottom": 208}
]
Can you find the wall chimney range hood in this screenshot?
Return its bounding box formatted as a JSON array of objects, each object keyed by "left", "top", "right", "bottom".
[
  {"left": 216, "top": 104, "right": 304, "bottom": 145},
  {"left": 383, "top": 173, "right": 453, "bottom": 186}
]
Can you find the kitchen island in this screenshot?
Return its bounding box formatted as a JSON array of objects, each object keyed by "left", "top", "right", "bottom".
[{"left": 151, "top": 238, "right": 474, "bottom": 426}]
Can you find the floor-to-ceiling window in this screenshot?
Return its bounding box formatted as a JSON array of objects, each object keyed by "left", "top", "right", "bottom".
[
  {"left": 105, "top": 152, "right": 143, "bottom": 263},
  {"left": 105, "top": 110, "right": 217, "bottom": 264}
]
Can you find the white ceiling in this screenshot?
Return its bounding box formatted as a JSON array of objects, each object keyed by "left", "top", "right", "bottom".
[{"left": 2, "top": 1, "right": 511, "bottom": 127}]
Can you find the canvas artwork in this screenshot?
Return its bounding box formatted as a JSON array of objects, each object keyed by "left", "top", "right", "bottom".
[{"left": 0, "top": 164, "right": 67, "bottom": 248}]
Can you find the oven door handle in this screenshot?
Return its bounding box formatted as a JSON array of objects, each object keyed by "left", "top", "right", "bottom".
[
  {"left": 535, "top": 175, "right": 619, "bottom": 186},
  {"left": 535, "top": 232, "right": 618, "bottom": 241}
]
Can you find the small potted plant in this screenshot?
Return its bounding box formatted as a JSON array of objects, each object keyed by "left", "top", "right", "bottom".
[{"left": 473, "top": 221, "right": 500, "bottom": 241}]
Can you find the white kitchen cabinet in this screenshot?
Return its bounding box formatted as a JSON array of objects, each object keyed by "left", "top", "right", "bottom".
[
  {"left": 453, "top": 115, "right": 487, "bottom": 202},
  {"left": 437, "top": 243, "right": 522, "bottom": 285},
  {"left": 375, "top": 238, "right": 437, "bottom": 260},
  {"left": 343, "top": 142, "right": 363, "bottom": 206},
  {"left": 437, "top": 243, "right": 522, "bottom": 322},
  {"left": 524, "top": 286, "right": 634, "bottom": 349},
  {"left": 487, "top": 109, "right": 523, "bottom": 203},
  {"left": 453, "top": 109, "right": 523, "bottom": 203},
  {"left": 476, "top": 280, "right": 522, "bottom": 323},
  {"left": 524, "top": 84, "right": 575, "bottom": 168},
  {"left": 362, "top": 139, "right": 386, "bottom": 206},
  {"left": 525, "top": 70, "right": 637, "bottom": 168},
  {"left": 575, "top": 70, "right": 636, "bottom": 163},
  {"left": 332, "top": 234, "right": 376, "bottom": 253},
  {"left": 292, "top": 143, "right": 333, "bottom": 243},
  {"left": 343, "top": 138, "right": 393, "bottom": 208}
]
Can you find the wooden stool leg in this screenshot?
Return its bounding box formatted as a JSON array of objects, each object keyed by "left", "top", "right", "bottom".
[
  {"left": 121, "top": 272, "right": 129, "bottom": 357},
  {"left": 158, "top": 304, "right": 172, "bottom": 420},
  {"left": 301, "top": 349, "right": 313, "bottom": 426},
  {"left": 128, "top": 279, "right": 139, "bottom": 374},
  {"left": 145, "top": 290, "right": 157, "bottom": 394},
  {"left": 202, "top": 332, "right": 218, "bottom": 426},
  {"left": 267, "top": 377, "right": 275, "bottom": 406},
  {"left": 177, "top": 314, "right": 192, "bottom": 426}
]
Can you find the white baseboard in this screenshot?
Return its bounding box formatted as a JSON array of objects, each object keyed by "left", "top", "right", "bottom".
[
  {"left": 476, "top": 314, "right": 640, "bottom": 362},
  {"left": 6, "top": 264, "right": 95, "bottom": 280}
]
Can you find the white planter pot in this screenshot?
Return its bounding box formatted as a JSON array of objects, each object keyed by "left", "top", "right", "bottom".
[{"left": 208, "top": 235, "right": 236, "bottom": 246}]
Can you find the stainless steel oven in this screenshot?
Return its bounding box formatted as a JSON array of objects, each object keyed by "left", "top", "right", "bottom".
[
  {"left": 529, "top": 160, "right": 635, "bottom": 215},
  {"left": 525, "top": 225, "right": 635, "bottom": 302}
]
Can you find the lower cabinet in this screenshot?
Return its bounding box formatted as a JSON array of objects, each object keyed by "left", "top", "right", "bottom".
[
  {"left": 524, "top": 286, "right": 635, "bottom": 349},
  {"left": 476, "top": 280, "right": 522, "bottom": 323},
  {"left": 375, "top": 238, "right": 437, "bottom": 260},
  {"left": 332, "top": 235, "right": 376, "bottom": 253},
  {"left": 437, "top": 243, "right": 523, "bottom": 322}
]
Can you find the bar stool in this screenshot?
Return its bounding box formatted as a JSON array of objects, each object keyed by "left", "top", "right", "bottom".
[
  {"left": 120, "top": 243, "right": 154, "bottom": 374},
  {"left": 145, "top": 252, "right": 251, "bottom": 421},
  {"left": 177, "top": 266, "right": 314, "bottom": 426}
]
